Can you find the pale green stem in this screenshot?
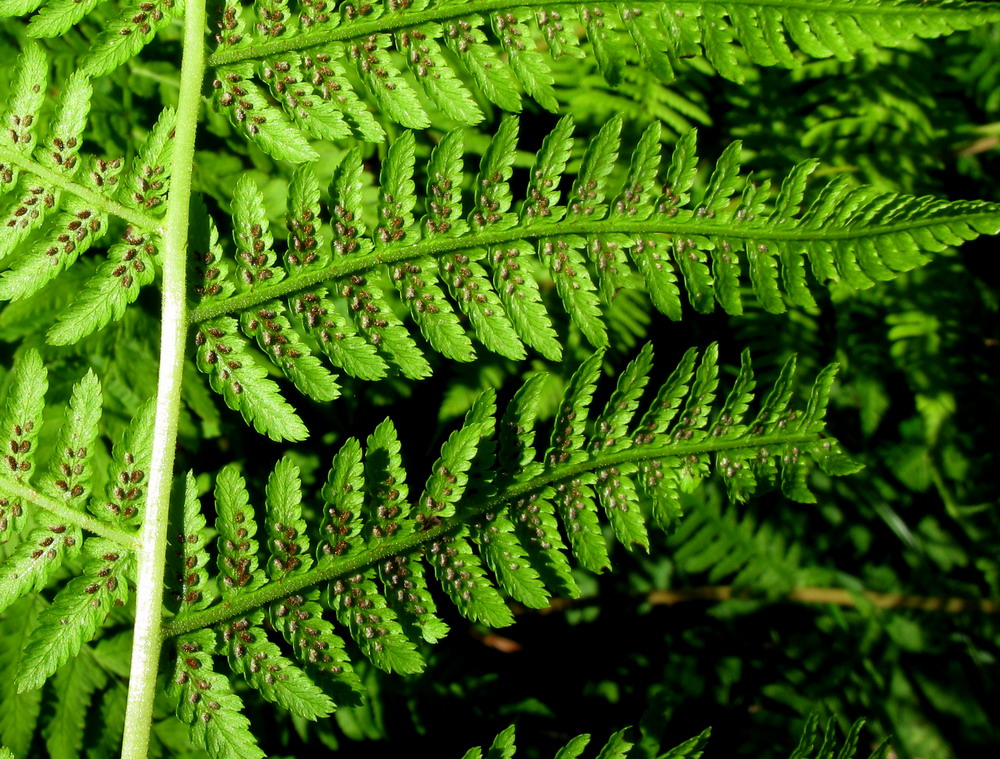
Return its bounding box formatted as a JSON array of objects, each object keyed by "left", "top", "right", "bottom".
[{"left": 120, "top": 1, "right": 206, "bottom": 756}]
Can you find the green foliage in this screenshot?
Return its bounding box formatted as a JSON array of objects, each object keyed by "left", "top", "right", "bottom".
[{"left": 0, "top": 1, "right": 998, "bottom": 758}]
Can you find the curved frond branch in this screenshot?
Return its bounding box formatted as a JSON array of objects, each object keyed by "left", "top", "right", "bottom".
[
  {"left": 187, "top": 206, "right": 1000, "bottom": 326},
  {"left": 0, "top": 477, "right": 140, "bottom": 548},
  {"left": 160, "top": 427, "right": 819, "bottom": 638},
  {"left": 160, "top": 341, "right": 850, "bottom": 640},
  {"left": 207, "top": 0, "right": 1000, "bottom": 69},
  {"left": 199, "top": 0, "right": 1000, "bottom": 157},
  {"left": 184, "top": 120, "right": 999, "bottom": 439},
  {"left": 0, "top": 146, "right": 161, "bottom": 232}
]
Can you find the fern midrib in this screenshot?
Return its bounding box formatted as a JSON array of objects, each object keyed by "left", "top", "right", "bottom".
[
  {"left": 205, "top": 0, "right": 988, "bottom": 67},
  {"left": 185, "top": 211, "right": 997, "bottom": 325},
  {"left": 120, "top": 0, "right": 208, "bottom": 756},
  {"left": 0, "top": 146, "right": 161, "bottom": 233},
  {"left": 0, "top": 476, "right": 139, "bottom": 547},
  {"left": 159, "top": 429, "right": 817, "bottom": 638}
]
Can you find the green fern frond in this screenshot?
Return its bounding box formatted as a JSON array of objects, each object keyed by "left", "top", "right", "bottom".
[
  {"left": 0, "top": 48, "right": 173, "bottom": 344},
  {"left": 0, "top": 354, "right": 142, "bottom": 698},
  {"left": 149, "top": 341, "right": 859, "bottom": 752},
  {"left": 198, "top": 0, "right": 1000, "bottom": 156},
  {"left": 186, "top": 116, "right": 1000, "bottom": 440},
  {"left": 0, "top": 0, "right": 181, "bottom": 77}
]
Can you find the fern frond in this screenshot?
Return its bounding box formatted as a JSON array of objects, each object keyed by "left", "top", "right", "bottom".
[
  {"left": 166, "top": 629, "right": 266, "bottom": 759},
  {"left": 0, "top": 0, "right": 180, "bottom": 77},
  {"left": 201, "top": 0, "right": 1000, "bottom": 154},
  {"left": 14, "top": 538, "right": 133, "bottom": 693},
  {"left": 0, "top": 353, "right": 147, "bottom": 701},
  {"left": 0, "top": 48, "right": 174, "bottom": 346},
  {"left": 156, "top": 341, "right": 858, "bottom": 756},
  {"left": 188, "top": 117, "right": 1000, "bottom": 439}
]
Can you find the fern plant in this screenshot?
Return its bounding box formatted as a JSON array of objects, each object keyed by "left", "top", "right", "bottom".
[{"left": 0, "top": 1, "right": 998, "bottom": 758}]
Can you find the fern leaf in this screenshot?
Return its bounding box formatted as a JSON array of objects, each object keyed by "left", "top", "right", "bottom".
[
  {"left": 89, "top": 399, "right": 155, "bottom": 527},
  {"left": 168, "top": 472, "right": 214, "bottom": 615},
  {"left": 543, "top": 235, "right": 608, "bottom": 347},
  {"left": 393, "top": 256, "right": 476, "bottom": 361},
  {"left": 329, "top": 569, "right": 425, "bottom": 674},
  {"left": 424, "top": 128, "right": 469, "bottom": 237},
  {"left": 25, "top": 0, "right": 101, "bottom": 37},
  {"left": 585, "top": 6, "right": 629, "bottom": 86},
  {"left": 187, "top": 116, "right": 998, "bottom": 440},
  {"left": 265, "top": 457, "right": 312, "bottom": 580},
  {"left": 595, "top": 728, "right": 633, "bottom": 759},
  {"left": 260, "top": 53, "right": 353, "bottom": 143},
  {"left": 571, "top": 115, "right": 623, "bottom": 219},
  {"left": 495, "top": 10, "right": 559, "bottom": 111},
  {"left": 300, "top": 49, "right": 386, "bottom": 142},
  {"left": 417, "top": 404, "right": 491, "bottom": 524},
  {"left": 472, "top": 116, "right": 519, "bottom": 232},
  {"left": 195, "top": 316, "right": 309, "bottom": 442},
  {"left": 350, "top": 34, "right": 430, "bottom": 129},
  {"left": 377, "top": 130, "right": 418, "bottom": 248},
  {"left": 120, "top": 106, "right": 175, "bottom": 215},
  {"left": 289, "top": 288, "right": 390, "bottom": 381},
  {"left": 285, "top": 164, "right": 328, "bottom": 272},
  {"left": 212, "top": 64, "right": 318, "bottom": 164},
  {"left": 660, "top": 727, "right": 712, "bottom": 759},
  {"left": 0, "top": 70, "right": 90, "bottom": 256},
  {"left": 0, "top": 43, "right": 47, "bottom": 195},
  {"left": 319, "top": 437, "right": 365, "bottom": 559},
  {"left": 15, "top": 539, "right": 132, "bottom": 693},
  {"left": 203, "top": 1, "right": 1000, "bottom": 140},
  {"left": 429, "top": 529, "right": 515, "bottom": 627},
  {"left": 398, "top": 24, "right": 484, "bottom": 124},
  {"left": 0, "top": 513, "right": 82, "bottom": 613},
  {"left": 554, "top": 733, "right": 592, "bottom": 759},
  {"left": 498, "top": 372, "right": 548, "bottom": 473},
  {"left": 471, "top": 505, "right": 551, "bottom": 609},
  {"left": 46, "top": 228, "right": 157, "bottom": 345},
  {"left": 590, "top": 343, "right": 656, "bottom": 551},
  {"left": 269, "top": 590, "right": 364, "bottom": 700},
  {"left": 364, "top": 419, "right": 413, "bottom": 540},
  {"left": 82, "top": 0, "right": 180, "bottom": 76},
  {"left": 221, "top": 610, "right": 335, "bottom": 720},
  {"left": 215, "top": 466, "right": 265, "bottom": 597},
  {"left": 191, "top": 200, "right": 235, "bottom": 303},
  {"left": 383, "top": 551, "right": 451, "bottom": 644},
  {"left": 522, "top": 115, "right": 574, "bottom": 226},
  {"left": 240, "top": 301, "right": 341, "bottom": 402},
  {"left": 167, "top": 630, "right": 265, "bottom": 759},
  {"left": 0, "top": 349, "right": 47, "bottom": 541},
  {"left": 159, "top": 342, "right": 863, "bottom": 712},
  {"left": 613, "top": 121, "right": 663, "bottom": 220},
  {"left": 444, "top": 15, "right": 523, "bottom": 112},
  {"left": 0, "top": 176, "right": 117, "bottom": 302},
  {"left": 233, "top": 175, "right": 283, "bottom": 290}
]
